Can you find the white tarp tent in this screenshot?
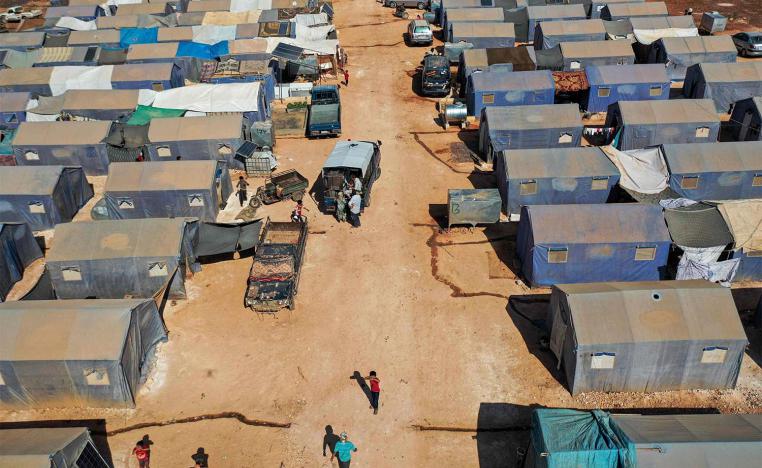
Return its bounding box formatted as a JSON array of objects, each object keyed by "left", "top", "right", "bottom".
[
  {"left": 294, "top": 13, "right": 334, "bottom": 42},
  {"left": 191, "top": 25, "right": 237, "bottom": 44},
  {"left": 230, "top": 0, "right": 271, "bottom": 12},
  {"left": 633, "top": 27, "right": 699, "bottom": 45},
  {"left": 55, "top": 17, "right": 97, "bottom": 31},
  {"left": 602, "top": 145, "right": 668, "bottom": 194},
  {"left": 49, "top": 65, "right": 114, "bottom": 96},
  {"left": 266, "top": 37, "right": 338, "bottom": 55},
  {"left": 151, "top": 82, "right": 261, "bottom": 113}
]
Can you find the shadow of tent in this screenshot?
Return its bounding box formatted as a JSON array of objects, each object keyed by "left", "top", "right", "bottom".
[
  {"left": 0, "top": 419, "right": 113, "bottom": 466},
  {"left": 731, "top": 287, "right": 762, "bottom": 369},
  {"left": 482, "top": 223, "right": 522, "bottom": 280},
  {"left": 475, "top": 402, "right": 544, "bottom": 468},
  {"left": 457, "top": 130, "right": 482, "bottom": 161}
]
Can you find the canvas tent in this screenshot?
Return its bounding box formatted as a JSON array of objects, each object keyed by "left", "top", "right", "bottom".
[
  {"left": 729, "top": 97, "right": 762, "bottom": 142},
  {"left": 0, "top": 32, "right": 46, "bottom": 51},
  {"left": 526, "top": 5, "right": 587, "bottom": 45},
  {"left": 559, "top": 40, "right": 635, "bottom": 71},
  {"left": 0, "top": 222, "right": 42, "bottom": 302},
  {"left": 0, "top": 166, "right": 93, "bottom": 231},
  {"left": 465, "top": 70, "right": 554, "bottom": 117},
  {"left": 629, "top": 14, "right": 697, "bottom": 31},
  {"left": 516, "top": 203, "right": 670, "bottom": 287},
  {"left": 29, "top": 89, "right": 145, "bottom": 121},
  {"left": 458, "top": 47, "right": 536, "bottom": 85},
  {"left": 12, "top": 120, "right": 112, "bottom": 175},
  {"left": 0, "top": 92, "right": 29, "bottom": 129},
  {"left": 102, "top": 160, "right": 233, "bottom": 222},
  {"left": 495, "top": 147, "right": 619, "bottom": 218},
  {"left": 589, "top": 0, "right": 644, "bottom": 18},
  {"left": 584, "top": 64, "right": 669, "bottom": 113},
  {"left": 606, "top": 99, "right": 720, "bottom": 150},
  {"left": 662, "top": 142, "right": 762, "bottom": 201},
  {"left": 436, "top": 0, "right": 493, "bottom": 24},
  {"left": 111, "top": 63, "right": 183, "bottom": 91},
  {"left": 717, "top": 200, "right": 762, "bottom": 281},
  {"left": 684, "top": 62, "right": 762, "bottom": 113},
  {"left": 47, "top": 218, "right": 200, "bottom": 299},
  {"left": 0, "top": 298, "right": 166, "bottom": 407},
  {"left": 0, "top": 427, "right": 109, "bottom": 468},
  {"left": 647, "top": 36, "right": 737, "bottom": 81},
  {"left": 442, "top": 7, "right": 504, "bottom": 40},
  {"left": 67, "top": 29, "right": 121, "bottom": 47},
  {"left": 150, "top": 82, "right": 268, "bottom": 122},
  {"left": 548, "top": 280, "right": 747, "bottom": 394},
  {"left": 478, "top": 104, "right": 583, "bottom": 163},
  {"left": 448, "top": 22, "right": 515, "bottom": 49},
  {"left": 601, "top": 1, "right": 668, "bottom": 21},
  {"left": 534, "top": 19, "right": 607, "bottom": 50}
]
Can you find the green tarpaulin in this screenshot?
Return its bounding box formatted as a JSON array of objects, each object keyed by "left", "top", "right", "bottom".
[{"left": 126, "top": 105, "right": 185, "bottom": 126}]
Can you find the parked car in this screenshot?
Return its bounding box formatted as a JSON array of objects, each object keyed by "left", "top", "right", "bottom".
[
  {"left": 384, "top": 0, "right": 428, "bottom": 9},
  {"left": 421, "top": 55, "right": 451, "bottom": 96},
  {"left": 307, "top": 85, "right": 341, "bottom": 138},
  {"left": 732, "top": 32, "right": 762, "bottom": 57},
  {"left": 320, "top": 140, "right": 382, "bottom": 213},
  {"left": 407, "top": 19, "right": 433, "bottom": 45},
  {"left": 0, "top": 6, "right": 42, "bottom": 22}
]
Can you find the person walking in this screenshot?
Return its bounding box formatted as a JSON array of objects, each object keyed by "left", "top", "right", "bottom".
[
  {"left": 365, "top": 371, "right": 380, "bottom": 414},
  {"left": 331, "top": 432, "right": 357, "bottom": 468},
  {"left": 291, "top": 199, "right": 309, "bottom": 223},
  {"left": 336, "top": 191, "right": 347, "bottom": 223},
  {"left": 132, "top": 436, "right": 152, "bottom": 468},
  {"left": 348, "top": 190, "right": 362, "bottom": 228},
  {"left": 191, "top": 447, "right": 209, "bottom": 467},
  {"left": 343, "top": 68, "right": 350, "bottom": 87},
  {"left": 236, "top": 176, "right": 249, "bottom": 207}
]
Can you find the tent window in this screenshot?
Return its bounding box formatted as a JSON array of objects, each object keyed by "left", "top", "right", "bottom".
[
  {"left": 569, "top": 61, "right": 581, "bottom": 70},
  {"left": 680, "top": 175, "right": 699, "bottom": 189},
  {"left": 84, "top": 369, "right": 110, "bottom": 386},
  {"left": 482, "top": 93, "right": 495, "bottom": 105},
  {"left": 597, "top": 87, "right": 611, "bottom": 98},
  {"left": 188, "top": 194, "right": 204, "bottom": 207},
  {"left": 591, "top": 352, "right": 615, "bottom": 369},
  {"left": 558, "top": 132, "right": 573, "bottom": 144},
  {"left": 701, "top": 346, "right": 728, "bottom": 364},
  {"left": 752, "top": 174, "right": 762, "bottom": 187},
  {"left": 218, "top": 144, "right": 232, "bottom": 155},
  {"left": 28, "top": 201, "right": 46, "bottom": 213},
  {"left": 649, "top": 85, "right": 662, "bottom": 97},
  {"left": 62, "top": 266, "right": 82, "bottom": 281},
  {"left": 547, "top": 247, "right": 568, "bottom": 264},
  {"left": 157, "top": 146, "right": 172, "bottom": 158},
  {"left": 695, "top": 127, "right": 710, "bottom": 138},
  {"left": 148, "top": 262, "right": 168, "bottom": 277},
  {"left": 591, "top": 176, "right": 609, "bottom": 191},
  {"left": 7, "top": 113, "right": 17, "bottom": 123},
  {"left": 519, "top": 180, "right": 537, "bottom": 195},
  {"left": 151, "top": 82, "right": 164, "bottom": 91},
  {"left": 117, "top": 198, "right": 134, "bottom": 209},
  {"left": 24, "top": 150, "right": 39, "bottom": 161},
  {"left": 635, "top": 246, "right": 656, "bottom": 261}
]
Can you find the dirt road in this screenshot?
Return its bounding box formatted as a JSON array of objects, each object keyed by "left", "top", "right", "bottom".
[{"left": 1, "top": 1, "right": 761, "bottom": 467}]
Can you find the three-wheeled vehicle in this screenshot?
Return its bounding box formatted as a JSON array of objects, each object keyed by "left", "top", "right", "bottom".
[
  {"left": 245, "top": 219, "right": 308, "bottom": 312},
  {"left": 250, "top": 169, "right": 309, "bottom": 209},
  {"left": 320, "top": 140, "right": 382, "bottom": 213}
]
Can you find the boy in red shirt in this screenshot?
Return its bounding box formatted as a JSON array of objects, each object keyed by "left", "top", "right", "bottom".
[
  {"left": 365, "top": 371, "right": 380, "bottom": 415},
  {"left": 132, "top": 440, "right": 150, "bottom": 468}
]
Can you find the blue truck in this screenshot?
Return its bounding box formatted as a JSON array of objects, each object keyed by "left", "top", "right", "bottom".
[{"left": 307, "top": 85, "right": 341, "bottom": 137}]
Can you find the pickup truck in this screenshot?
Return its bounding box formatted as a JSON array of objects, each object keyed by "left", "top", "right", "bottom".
[
  {"left": 307, "top": 85, "right": 341, "bottom": 138},
  {"left": 0, "top": 6, "right": 42, "bottom": 22}
]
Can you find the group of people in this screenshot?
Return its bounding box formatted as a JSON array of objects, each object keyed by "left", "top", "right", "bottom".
[
  {"left": 132, "top": 436, "right": 209, "bottom": 468},
  {"left": 335, "top": 175, "right": 364, "bottom": 228}
]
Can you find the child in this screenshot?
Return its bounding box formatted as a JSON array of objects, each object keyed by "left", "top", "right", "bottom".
[
  {"left": 291, "top": 199, "right": 309, "bottom": 223},
  {"left": 365, "top": 371, "right": 380, "bottom": 414}
]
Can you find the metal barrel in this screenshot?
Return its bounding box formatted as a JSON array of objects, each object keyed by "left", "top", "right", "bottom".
[{"left": 443, "top": 101, "right": 467, "bottom": 122}]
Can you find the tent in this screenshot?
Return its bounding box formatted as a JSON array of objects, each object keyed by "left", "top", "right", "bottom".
[
  {"left": 606, "top": 99, "right": 720, "bottom": 150},
  {"left": 442, "top": 7, "right": 504, "bottom": 40},
  {"left": 662, "top": 141, "right": 762, "bottom": 200},
  {"left": 12, "top": 121, "right": 112, "bottom": 175},
  {"left": 0, "top": 32, "right": 46, "bottom": 51},
  {"left": 203, "top": 58, "right": 278, "bottom": 104},
  {"left": 478, "top": 104, "right": 583, "bottom": 163},
  {"left": 629, "top": 14, "right": 697, "bottom": 30},
  {"left": 584, "top": 64, "right": 669, "bottom": 113},
  {"left": 458, "top": 46, "right": 536, "bottom": 86},
  {"left": 0, "top": 92, "right": 29, "bottom": 129},
  {"left": 151, "top": 82, "right": 268, "bottom": 122},
  {"left": 684, "top": 62, "right": 762, "bottom": 113},
  {"left": 116, "top": 2, "right": 172, "bottom": 15},
  {"left": 526, "top": 5, "right": 587, "bottom": 45},
  {"left": 67, "top": 29, "right": 121, "bottom": 47},
  {"left": 45, "top": 5, "right": 103, "bottom": 20},
  {"left": 146, "top": 114, "right": 246, "bottom": 168},
  {"left": 647, "top": 36, "right": 737, "bottom": 81},
  {"left": 602, "top": 19, "right": 633, "bottom": 40},
  {"left": 601, "top": 1, "right": 668, "bottom": 21},
  {"left": 26, "top": 45, "right": 103, "bottom": 68},
  {"left": 590, "top": 0, "right": 644, "bottom": 18},
  {"left": 0, "top": 222, "right": 42, "bottom": 302},
  {"left": 0, "top": 298, "right": 166, "bottom": 407},
  {"left": 465, "top": 70, "right": 554, "bottom": 117},
  {"left": 559, "top": 40, "right": 635, "bottom": 71},
  {"left": 534, "top": 19, "right": 607, "bottom": 50},
  {"left": 515, "top": 203, "right": 670, "bottom": 286},
  {"left": 29, "top": 89, "right": 145, "bottom": 121},
  {"left": 47, "top": 218, "right": 200, "bottom": 299},
  {"left": 0, "top": 428, "right": 109, "bottom": 468},
  {"left": 495, "top": 147, "right": 619, "bottom": 218},
  {"left": 103, "top": 160, "right": 233, "bottom": 222},
  {"left": 729, "top": 97, "right": 762, "bottom": 142},
  {"left": 436, "top": 0, "right": 494, "bottom": 25},
  {"left": 111, "top": 63, "right": 184, "bottom": 91},
  {"left": 548, "top": 280, "right": 747, "bottom": 394},
  {"left": 0, "top": 67, "right": 55, "bottom": 94},
  {"left": 0, "top": 166, "right": 93, "bottom": 231},
  {"left": 717, "top": 200, "right": 762, "bottom": 281},
  {"left": 448, "top": 22, "right": 515, "bottom": 48}
]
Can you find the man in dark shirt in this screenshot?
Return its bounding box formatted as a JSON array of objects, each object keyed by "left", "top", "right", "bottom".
[{"left": 236, "top": 176, "right": 249, "bottom": 207}]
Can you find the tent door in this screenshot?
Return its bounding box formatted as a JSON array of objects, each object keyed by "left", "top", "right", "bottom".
[
  {"left": 740, "top": 111, "right": 753, "bottom": 141},
  {"left": 548, "top": 303, "right": 567, "bottom": 367}
]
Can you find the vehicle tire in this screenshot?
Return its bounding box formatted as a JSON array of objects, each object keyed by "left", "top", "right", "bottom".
[
  {"left": 403, "top": 11, "right": 409, "bottom": 18},
  {"left": 417, "top": 2, "right": 424, "bottom": 9},
  {"left": 249, "top": 196, "right": 262, "bottom": 209},
  {"left": 291, "top": 190, "right": 304, "bottom": 201},
  {"left": 389, "top": 1, "right": 396, "bottom": 7}
]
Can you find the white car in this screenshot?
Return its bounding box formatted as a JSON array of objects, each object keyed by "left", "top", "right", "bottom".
[{"left": 0, "top": 6, "right": 42, "bottom": 22}]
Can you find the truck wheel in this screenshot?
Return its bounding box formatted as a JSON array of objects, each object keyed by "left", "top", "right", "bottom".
[
  {"left": 249, "top": 196, "right": 262, "bottom": 209},
  {"left": 291, "top": 190, "right": 304, "bottom": 202}
]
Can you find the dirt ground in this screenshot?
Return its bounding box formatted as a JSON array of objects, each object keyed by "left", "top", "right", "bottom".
[{"left": 1, "top": 1, "right": 762, "bottom": 467}]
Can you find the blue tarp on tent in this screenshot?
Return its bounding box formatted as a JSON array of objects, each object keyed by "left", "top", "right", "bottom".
[
  {"left": 516, "top": 203, "right": 671, "bottom": 287},
  {"left": 525, "top": 409, "right": 636, "bottom": 468},
  {"left": 584, "top": 64, "right": 669, "bottom": 113},
  {"left": 119, "top": 28, "right": 159, "bottom": 48},
  {"left": 466, "top": 70, "right": 554, "bottom": 116},
  {"left": 176, "top": 41, "right": 230, "bottom": 60}
]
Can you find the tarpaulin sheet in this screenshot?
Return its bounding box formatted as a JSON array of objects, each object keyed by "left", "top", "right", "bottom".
[
  {"left": 662, "top": 202, "right": 734, "bottom": 248},
  {"left": 55, "top": 16, "right": 97, "bottom": 31},
  {"left": 202, "top": 10, "right": 261, "bottom": 25},
  {"left": 191, "top": 24, "right": 237, "bottom": 44},
  {"left": 230, "top": 0, "right": 272, "bottom": 12},
  {"left": 119, "top": 27, "right": 159, "bottom": 48},
  {"left": 602, "top": 146, "right": 668, "bottom": 195},
  {"left": 176, "top": 40, "right": 227, "bottom": 59},
  {"left": 151, "top": 82, "right": 261, "bottom": 113},
  {"left": 633, "top": 27, "right": 698, "bottom": 45},
  {"left": 676, "top": 247, "right": 739, "bottom": 286},
  {"left": 126, "top": 105, "right": 185, "bottom": 125},
  {"left": 196, "top": 219, "right": 263, "bottom": 255},
  {"left": 49, "top": 65, "right": 114, "bottom": 95},
  {"left": 0, "top": 223, "right": 42, "bottom": 302},
  {"left": 266, "top": 37, "right": 337, "bottom": 55},
  {"left": 717, "top": 200, "right": 762, "bottom": 252}
]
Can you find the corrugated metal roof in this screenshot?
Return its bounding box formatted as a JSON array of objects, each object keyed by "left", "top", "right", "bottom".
[
  {"left": 105, "top": 160, "right": 217, "bottom": 192},
  {"left": 560, "top": 39, "right": 636, "bottom": 59},
  {"left": 12, "top": 120, "right": 112, "bottom": 146},
  {"left": 586, "top": 64, "right": 668, "bottom": 85},
  {"left": 659, "top": 35, "right": 737, "bottom": 54},
  {"left": 538, "top": 19, "right": 607, "bottom": 35},
  {"left": 502, "top": 147, "right": 619, "bottom": 179},
  {"left": 527, "top": 4, "right": 586, "bottom": 20},
  {"left": 616, "top": 99, "right": 719, "bottom": 125},
  {"left": 0, "top": 91, "right": 30, "bottom": 112},
  {"left": 0, "top": 166, "right": 65, "bottom": 195},
  {"left": 697, "top": 61, "right": 762, "bottom": 83},
  {"left": 147, "top": 114, "right": 242, "bottom": 141},
  {"left": 484, "top": 103, "right": 581, "bottom": 130},
  {"left": 471, "top": 69, "right": 553, "bottom": 92},
  {"left": 526, "top": 203, "right": 670, "bottom": 244},
  {"left": 451, "top": 21, "right": 514, "bottom": 39},
  {"left": 555, "top": 280, "right": 746, "bottom": 346}
]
